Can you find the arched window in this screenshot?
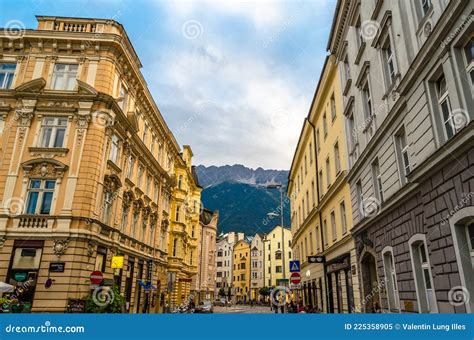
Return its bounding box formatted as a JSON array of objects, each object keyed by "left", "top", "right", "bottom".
[
  {"left": 409, "top": 234, "right": 437, "bottom": 313},
  {"left": 382, "top": 246, "right": 400, "bottom": 312}
]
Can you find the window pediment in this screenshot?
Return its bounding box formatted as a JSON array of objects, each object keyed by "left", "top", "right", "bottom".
[
  {"left": 21, "top": 159, "right": 68, "bottom": 178},
  {"left": 15, "top": 78, "right": 46, "bottom": 93}
]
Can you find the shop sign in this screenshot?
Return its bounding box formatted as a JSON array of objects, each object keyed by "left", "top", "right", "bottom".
[
  {"left": 14, "top": 272, "right": 27, "bottom": 282},
  {"left": 66, "top": 298, "right": 86, "bottom": 313},
  {"left": 326, "top": 256, "right": 350, "bottom": 273},
  {"left": 111, "top": 256, "right": 124, "bottom": 269},
  {"left": 49, "top": 262, "right": 65, "bottom": 273},
  {"left": 103, "top": 278, "right": 115, "bottom": 286},
  {"left": 308, "top": 255, "right": 326, "bottom": 264}
]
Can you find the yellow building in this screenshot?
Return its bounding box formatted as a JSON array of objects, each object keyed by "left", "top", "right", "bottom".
[
  {"left": 232, "top": 239, "right": 250, "bottom": 303},
  {"left": 288, "top": 55, "right": 360, "bottom": 313},
  {"left": 263, "top": 226, "right": 292, "bottom": 288},
  {"left": 0, "top": 16, "right": 181, "bottom": 313},
  {"left": 167, "top": 146, "right": 202, "bottom": 308}
]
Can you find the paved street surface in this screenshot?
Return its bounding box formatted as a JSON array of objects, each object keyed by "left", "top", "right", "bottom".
[{"left": 214, "top": 305, "right": 273, "bottom": 314}]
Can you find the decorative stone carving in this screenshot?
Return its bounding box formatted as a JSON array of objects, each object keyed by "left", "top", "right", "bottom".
[
  {"left": 424, "top": 22, "right": 432, "bottom": 37},
  {"left": 15, "top": 107, "right": 34, "bottom": 126},
  {"left": 0, "top": 237, "right": 6, "bottom": 248},
  {"left": 53, "top": 239, "right": 68, "bottom": 257},
  {"left": 103, "top": 174, "right": 122, "bottom": 193},
  {"left": 133, "top": 199, "right": 144, "bottom": 213},
  {"left": 122, "top": 190, "right": 134, "bottom": 209},
  {"left": 22, "top": 159, "right": 68, "bottom": 179},
  {"left": 87, "top": 242, "right": 95, "bottom": 257},
  {"left": 74, "top": 112, "right": 91, "bottom": 128}
]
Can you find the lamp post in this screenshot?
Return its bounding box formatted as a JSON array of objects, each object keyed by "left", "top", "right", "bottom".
[{"left": 266, "top": 184, "right": 286, "bottom": 283}]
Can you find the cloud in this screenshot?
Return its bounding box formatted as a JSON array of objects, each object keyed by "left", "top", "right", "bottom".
[
  {"left": 161, "top": 0, "right": 286, "bottom": 29},
  {"left": 141, "top": 0, "right": 335, "bottom": 169}
]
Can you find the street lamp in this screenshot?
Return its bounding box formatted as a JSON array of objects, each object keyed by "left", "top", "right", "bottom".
[{"left": 266, "top": 183, "right": 286, "bottom": 283}]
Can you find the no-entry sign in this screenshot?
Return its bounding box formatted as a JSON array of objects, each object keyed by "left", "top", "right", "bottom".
[
  {"left": 90, "top": 271, "right": 103, "bottom": 285},
  {"left": 290, "top": 272, "right": 301, "bottom": 284}
]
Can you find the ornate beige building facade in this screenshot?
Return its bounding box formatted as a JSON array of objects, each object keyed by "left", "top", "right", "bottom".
[
  {"left": 167, "top": 146, "right": 202, "bottom": 308},
  {"left": 0, "top": 16, "right": 191, "bottom": 313}
]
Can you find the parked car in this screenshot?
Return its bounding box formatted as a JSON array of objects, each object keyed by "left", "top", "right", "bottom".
[
  {"left": 213, "top": 298, "right": 226, "bottom": 306},
  {"left": 195, "top": 300, "right": 213, "bottom": 313}
]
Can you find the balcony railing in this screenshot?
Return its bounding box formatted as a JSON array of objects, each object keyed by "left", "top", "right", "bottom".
[{"left": 18, "top": 216, "right": 48, "bottom": 229}]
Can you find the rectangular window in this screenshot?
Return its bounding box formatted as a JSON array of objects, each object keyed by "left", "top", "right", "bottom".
[
  {"left": 363, "top": 81, "right": 372, "bottom": 119},
  {"left": 120, "top": 207, "right": 128, "bottom": 232},
  {"left": 334, "top": 142, "right": 341, "bottom": 175},
  {"left": 436, "top": 74, "right": 457, "bottom": 140},
  {"left": 420, "top": 0, "right": 432, "bottom": 18},
  {"left": 348, "top": 111, "right": 357, "bottom": 148},
  {"left": 344, "top": 55, "right": 350, "bottom": 82},
  {"left": 463, "top": 38, "right": 473, "bottom": 87},
  {"left": 127, "top": 156, "right": 135, "bottom": 178},
  {"left": 323, "top": 113, "right": 328, "bottom": 137},
  {"left": 383, "top": 39, "right": 396, "bottom": 85},
  {"left": 330, "top": 94, "right": 336, "bottom": 121},
  {"left": 326, "top": 157, "right": 331, "bottom": 188},
  {"left": 395, "top": 127, "right": 410, "bottom": 182},
  {"left": 154, "top": 182, "right": 159, "bottom": 202},
  {"left": 25, "top": 179, "right": 56, "bottom": 215},
  {"left": 175, "top": 206, "right": 180, "bottom": 222},
  {"left": 137, "top": 166, "right": 143, "bottom": 188},
  {"left": 118, "top": 83, "right": 128, "bottom": 110},
  {"left": 330, "top": 210, "right": 337, "bottom": 241},
  {"left": 316, "top": 129, "right": 321, "bottom": 153},
  {"left": 311, "top": 180, "right": 316, "bottom": 207},
  {"left": 131, "top": 212, "right": 139, "bottom": 238},
  {"left": 109, "top": 134, "right": 120, "bottom": 163},
  {"left": 318, "top": 170, "right": 324, "bottom": 198},
  {"left": 372, "top": 158, "right": 384, "bottom": 203},
  {"left": 39, "top": 117, "right": 68, "bottom": 148},
  {"left": 315, "top": 226, "right": 320, "bottom": 252},
  {"left": 143, "top": 123, "right": 148, "bottom": 144},
  {"left": 103, "top": 191, "right": 113, "bottom": 224},
  {"left": 309, "top": 142, "right": 313, "bottom": 163},
  {"left": 51, "top": 64, "right": 78, "bottom": 90},
  {"left": 356, "top": 180, "right": 364, "bottom": 218},
  {"left": 340, "top": 201, "right": 347, "bottom": 234},
  {"left": 306, "top": 190, "right": 310, "bottom": 214},
  {"left": 146, "top": 175, "right": 151, "bottom": 196},
  {"left": 323, "top": 219, "right": 328, "bottom": 245},
  {"left": 0, "top": 63, "right": 16, "bottom": 89},
  {"left": 355, "top": 16, "right": 363, "bottom": 47}
]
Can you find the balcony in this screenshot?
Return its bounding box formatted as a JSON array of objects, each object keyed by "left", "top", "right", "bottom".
[{"left": 18, "top": 215, "right": 49, "bottom": 229}]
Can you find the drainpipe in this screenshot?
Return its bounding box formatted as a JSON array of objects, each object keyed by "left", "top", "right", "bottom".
[{"left": 307, "top": 118, "right": 329, "bottom": 313}]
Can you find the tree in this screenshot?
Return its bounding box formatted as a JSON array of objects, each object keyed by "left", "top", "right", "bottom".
[
  {"left": 218, "top": 288, "right": 226, "bottom": 297},
  {"left": 259, "top": 286, "right": 270, "bottom": 301}
]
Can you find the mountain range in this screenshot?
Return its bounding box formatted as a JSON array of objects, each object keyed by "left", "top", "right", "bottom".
[{"left": 195, "top": 165, "right": 290, "bottom": 235}]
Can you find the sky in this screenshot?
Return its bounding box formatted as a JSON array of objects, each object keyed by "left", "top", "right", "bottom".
[{"left": 0, "top": 0, "right": 336, "bottom": 170}]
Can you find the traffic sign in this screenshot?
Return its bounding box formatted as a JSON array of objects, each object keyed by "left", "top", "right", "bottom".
[
  {"left": 308, "top": 255, "right": 326, "bottom": 264},
  {"left": 289, "top": 260, "right": 300, "bottom": 272},
  {"left": 290, "top": 272, "right": 301, "bottom": 284},
  {"left": 90, "top": 271, "right": 103, "bottom": 285}
]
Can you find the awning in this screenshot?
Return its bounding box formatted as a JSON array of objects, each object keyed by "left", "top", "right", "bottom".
[{"left": 0, "top": 282, "right": 15, "bottom": 293}]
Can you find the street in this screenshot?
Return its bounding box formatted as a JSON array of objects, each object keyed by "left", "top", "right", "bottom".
[{"left": 214, "top": 305, "right": 273, "bottom": 314}]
